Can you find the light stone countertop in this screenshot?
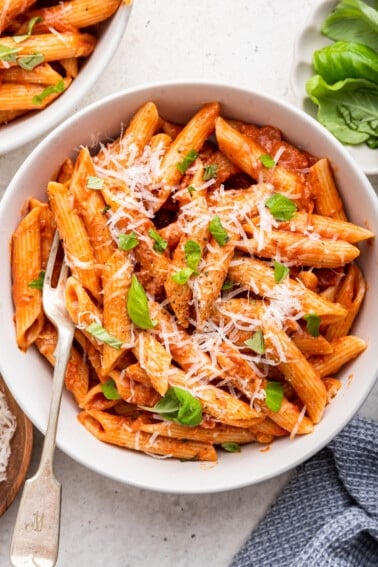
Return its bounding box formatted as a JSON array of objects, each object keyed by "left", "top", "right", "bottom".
[{"left": 0, "top": 1, "right": 377, "bottom": 566}]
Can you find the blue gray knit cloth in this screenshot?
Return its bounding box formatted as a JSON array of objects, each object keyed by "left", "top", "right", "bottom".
[{"left": 231, "top": 416, "right": 378, "bottom": 567}]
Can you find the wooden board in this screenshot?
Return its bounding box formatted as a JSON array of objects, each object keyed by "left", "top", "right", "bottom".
[{"left": 0, "top": 374, "right": 33, "bottom": 517}]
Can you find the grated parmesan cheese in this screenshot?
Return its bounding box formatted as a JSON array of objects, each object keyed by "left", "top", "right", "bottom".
[{"left": 0, "top": 390, "right": 17, "bottom": 483}]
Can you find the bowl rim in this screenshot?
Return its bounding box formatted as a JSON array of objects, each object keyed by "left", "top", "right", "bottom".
[
  {"left": 0, "top": 2, "right": 133, "bottom": 156},
  {"left": 1, "top": 79, "right": 377, "bottom": 494}
]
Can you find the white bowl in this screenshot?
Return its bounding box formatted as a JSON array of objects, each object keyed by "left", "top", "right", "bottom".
[
  {"left": 0, "top": 2, "right": 133, "bottom": 155},
  {"left": 1, "top": 81, "right": 377, "bottom": 494},
  {"left": 290, "top": 0, "right": 378, "bottom": 176}
]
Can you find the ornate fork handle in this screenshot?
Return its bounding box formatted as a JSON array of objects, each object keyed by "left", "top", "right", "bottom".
[{"left": 10, "top": 233, "right": 75, "bottom": 567}]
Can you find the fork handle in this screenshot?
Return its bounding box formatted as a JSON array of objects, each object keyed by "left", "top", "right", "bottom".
[
  {"left": 10, "top": 326, "right": 74, "bottom": 567},
  {"left": 10, "top": 462, "right": 61, "bottom": 567},
  {"left": 40, "top": 325, "right": 75, "bottom": 468}
]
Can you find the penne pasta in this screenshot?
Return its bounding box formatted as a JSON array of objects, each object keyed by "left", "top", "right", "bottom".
[{"left": 10, "top": 101, "right": 373, "bottom": 461}]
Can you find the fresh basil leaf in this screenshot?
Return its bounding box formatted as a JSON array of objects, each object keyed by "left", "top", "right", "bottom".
[
  {"left": 0, "top": 44, "right": 20, "bottom": 63},
  {"left": 203, "top": 164, "right": 218, "bottom": 180},
  {"left": 148, "top": 228, "right": 168, "bottom": 253},
  {"left": 306, "top": 74, "right": 378, "bottom": 145},
  {"left": 17, "top": 52, "right": 44, "bottom": 70},
  {"left": 118, "top": 232, "right": 139, "bottom": 251},
  {"left": 304, "top": 313, "right": 321, "bottom": 337},
  {"left": 27, "top": 271, "right": 45, "bottom": 289},
  {"left": 184, "top": 240, "right": 201, "bottom": 273},
  {"left": 127, "top": 275, "right": 157, "bottom": 329},
  {"left": 101, "top": 204, "right": 111, "bottom": 215},
  {"left": 265, "top": 193, "right": 297, "bottom": 221},
  {"left": 32, "top": 79, "right": 65, "bottom": 105},
  {"left": 244, "top": 330, "right": 265, "bottom": 354},
  {"left": 313, "top": 41, "right": 378, "bottom": 85},
  {"left": 221, "top": 442, "right": 241, "bottom": 453},
  {"left": 187, "top": 185, "right": 197, "bottom": 195},
  {"left": 171, "top": 266, "right": 194, "bottom": 285},
  {"left": 259, "top": 154, "right": 276, "bottom": 168},
  {"left": 142, "top": 387, "right": 202, "bottom": 427},
  {"left": 209, "top": 215, "right": 229, "bottom": 246},
  {"left": 265, "top": 381, "right": 284, "bottom": 412},
  {"left": 176, "top": 149, "right": 198, "bottom": 174},
  {"left": 13, "top": 16, "right": 43, "bottom": 43},
  {"left": 86, "top": 322, "right": 123, "bottom": 349},
  {"left": 221, "top": 279, "right": 234, "bottom": 291},
  {"left": 101, "top": 378, "right": 121, "bottom": 400},
  {"left": 86, "top": 175, "right": 104, "bottom": 190},
  {"left": 273, "top": 261, "right": 289, "bottom": 283},
  {"left": 322, "top": 0, "right": 378, "bottom": 53}
]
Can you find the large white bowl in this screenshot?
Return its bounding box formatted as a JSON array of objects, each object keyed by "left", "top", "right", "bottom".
[
  {"left": 0, "top": 81, "right": 377, "bottom": 494},
  {"left": 0, "top": 2, "right": 133, "bottom": 155}
]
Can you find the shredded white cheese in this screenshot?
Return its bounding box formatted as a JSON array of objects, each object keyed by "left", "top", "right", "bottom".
[{"left": 0, "top": 390, "right": 17, "bottom": 482}]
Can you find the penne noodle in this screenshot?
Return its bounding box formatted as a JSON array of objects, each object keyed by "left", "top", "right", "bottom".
[
  {"left": 19, "top": 0, "right": 122, "bottom": 34},
  {"left": 0, "top": 77, "right": 72, "bottom": 110},
  {"left": 309, "top": 158, "right": 347, "bottom": 220},
  {"left": 215, "top": 116, "right": 306, "bottom": 200},
  {"left": 310, "top": 336, "right": 367, "bottom": 378},
  {"left": 0, "top": 0, "right": 36, "bottom": 34},
  {"left": 10, "top": 101, "right": 373, "bottom": 461},
  {"left": 12, "top": 204, "right": 45, "bottom": 351},
  {"left": 101, "top": 250, "right": 134, "bottom": 376},
  {"left": 0, "top": 33, "right": 96, "bottom": 70},
  {"left": 48, "top": 181, "right": 101, "bottom": 301},
  {"left": 236, "top": 230, "right": 360, "bottom": 268},
  {"left": 78, "top": 409, "right": 217, "bottom": 461}
]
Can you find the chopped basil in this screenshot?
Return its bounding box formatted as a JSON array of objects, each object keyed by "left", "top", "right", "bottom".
[
  {"left": 265, "top": 193, "right": 297, "bottom": 221},
  {"left": 304, "top": 313, "right": 321, "bottom": 337},
  {"left": 244, "top": 330, "right": 265, "bottom": 354},
  {"left": 221, "top": 279, "right": 234, "bottom": 291},
  {"left": 171, "top": 266, "right": 194, "bottom": 285},
  {"left": 32, "top": 79, "right": 65, "bottom": 105},
  {"left": 0, "top": 44, "right": 20, "bottom": 63},
  {"left": 187, "top": 185, "right": 197, "bottom": 195},
  {"left": 203, "top": 164, "right": 218, "bottom": 181},
  {"left": 142, "top": 386, "right": 202, "bottom": 427},
  {"left": 86, "top": 175, "right": 104, "bottom": 190},
  {"left": 17, "top": 53, "right": 44, "bottom": 70},
  {"left": 101, "top": 378, "right": 121, "bottom": 400},
  {"left": 85, "top": 322, "right": 123, "bottom": 349},
  {"left": 118, "top": 232, "right": 139, "bottom": 251},
  {"left": 101, "top": 204, "right": 111, "bottom": 215},
  {"left": 273, "top": 260, "right": 289, "bottom": 283},
  {"left": 221, "top": 442, "right": 241, "bottom": 453},
  {"left": 265, "top": 381, "right": 284, "bottom": 412},
  {"left": 148, "top": 228, "right": 168, "bottom": 253},
  {"left": 13, "top": 16, "right": 43, "bottom": 43},
  {"left": 127, "top": 275, "right": 157, "bottom": 329},
  {"left": 176, "top": 149, "right": 198, "bottom": 174},
  {"left": 184, "top": 240, "right": 201, "bottom": 273},
  {"left": 208, "top": 215, "right": 229, "bottom": 246},
  {"left": 259, "top": 154, "right": 276, "bottom": 168},
  {"left": 27, "top": 271, "right": 45, "bottom": 289}
]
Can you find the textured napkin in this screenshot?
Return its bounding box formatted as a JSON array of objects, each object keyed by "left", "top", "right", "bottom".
[{"left": 230, "top": 415, "right": 378, "bottom": 567}]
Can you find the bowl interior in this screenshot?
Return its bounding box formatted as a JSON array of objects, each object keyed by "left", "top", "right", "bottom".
[{"left": 1, "top": 82, "right": 377, "bottom": 493}]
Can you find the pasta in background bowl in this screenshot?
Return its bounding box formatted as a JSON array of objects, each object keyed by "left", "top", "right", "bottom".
[
  {"left": 1, "top": 81, "right": 377, "bottom": 494},
  {"left": 0, "top": 0, "right": 133, "bottom": 155}
]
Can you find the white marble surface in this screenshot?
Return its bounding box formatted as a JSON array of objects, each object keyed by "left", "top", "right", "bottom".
[{"left": 0, "top": 1, "right": 377, "bottom": 566}]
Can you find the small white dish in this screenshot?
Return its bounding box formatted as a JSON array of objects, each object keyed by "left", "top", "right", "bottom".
[
  {"left": 0, "top": 2, "right": 133, "bottom": 156},
  {"left": 0, "top": 81, "right": 377, "bottom": 494},
  {"left": 290, "top": 0, "right": 378, "bottom": 176}
]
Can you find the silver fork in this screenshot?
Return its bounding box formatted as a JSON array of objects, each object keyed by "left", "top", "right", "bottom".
[{"left": 10, "top": 231, "right": 75, "bottom": 567}]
